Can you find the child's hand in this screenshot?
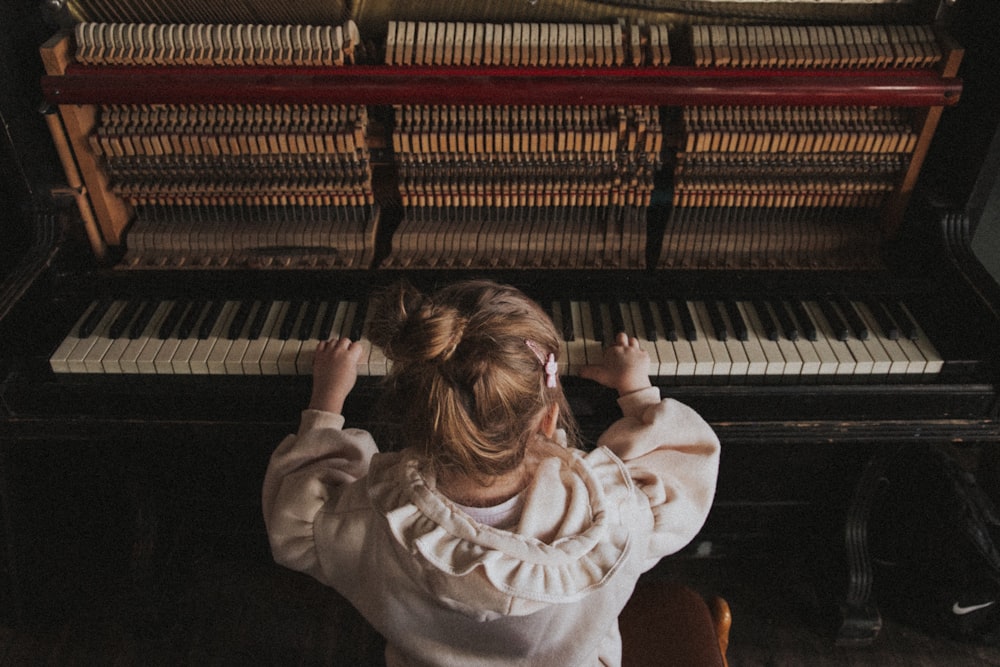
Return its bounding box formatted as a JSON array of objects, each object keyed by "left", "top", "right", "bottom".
[
  {"left": 579, "top": 332, "right": 652, "bottom": 396},
  {"left": 309, "top": 337, "right": 364, "bottom": 414}
]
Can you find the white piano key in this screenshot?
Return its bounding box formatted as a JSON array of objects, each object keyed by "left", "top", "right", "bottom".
[
  {"left": 276, "top": 302, "right": 310, "bottom": 375},
  {"left": 578, "top": 301, "right": 603, "bottom": 366},
  {"left": 647, "top": 301, "right": 679, "bottom": 377},
  {"left": 292, "top": 301, "right": 330, "bottom": 375},
  {"left": 625, "top": 301, "right": 660, "bottom": 375},
  {"left": 223, "top": 300, "right": 264, "bottom": 375},
  {"left": 804, "top": 301, "right": 857, "bottom": 377},
  {"left": 675, "top": 300, "right": 714, "bottom": 376},
  {"left": 901, "top": 302, "right": 943, "bottom": 374},
  {"left": 80, "top": 301, "right": 129, "bottom": 373},
  {"left": 549, "top": 301, "right": 571, "bottom": 376},
  {"left": 259, "top": 301, "right": 292, "bottom": 375},
  {"left": 189, "top": 301, "right": 239, "bottom": 375},
  {"left": 360, "top": 303, "right": 388, "bottom": 376},
  {"left": 120, "top": 302, "right": 174, "bottom": 374},
  {"left": 739, "top": 302, "right": 785, "bottom": 378},
  {"left": 715, "top": 302, "right": 750, "bottom": 380},
  {"left": 169, "top": 302, "right": 212, "bottom": 374},
  {"left": 241, "top": 301, "right": 286, "bottom": 375},
  {"left": 64, "top": 301, "right": 123, "bottom": 373},
  {"left": 734, "top": 301, "right": 768, "bottom": 377},
  {"left": 849, "top": 301, "right": 893, "bottom": 376},
  {"left": 692, "top": 301, "right": 731, "bottom": 378},
  {"left": 50, "top": 301, "right": 104, "bottom": 373},
  {"left": 135, "top": 300, "right": 177, "bottom": 373},
  {"left": 566, "top": 301, "right": 589, "bottom": 375}
]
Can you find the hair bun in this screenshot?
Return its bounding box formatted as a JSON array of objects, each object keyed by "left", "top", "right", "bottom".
[{"left": 369, "top": 283, "right": 467, "bottom": 364}]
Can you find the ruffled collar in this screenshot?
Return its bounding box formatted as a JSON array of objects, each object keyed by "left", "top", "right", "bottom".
[{"left": 365, "top": 442, "right": 634, "bottom": 611}]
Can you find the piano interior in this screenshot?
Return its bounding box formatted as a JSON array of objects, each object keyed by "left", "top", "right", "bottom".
[{"left": 2, "top": 0, "right": 1000, "bottom": 658}]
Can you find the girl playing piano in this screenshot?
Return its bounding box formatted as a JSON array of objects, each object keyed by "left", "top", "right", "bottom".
[{"left": 262, "top": 279, "right": 719, "bottom": 666}]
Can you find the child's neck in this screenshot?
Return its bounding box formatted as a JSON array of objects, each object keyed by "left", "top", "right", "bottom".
[{"left": 438, "top": 464, "right": 529, "bottom": 508}]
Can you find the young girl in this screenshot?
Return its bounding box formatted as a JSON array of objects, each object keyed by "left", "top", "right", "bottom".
[{"left": 263, "top": 280, "right": 720, "bottom": 666}]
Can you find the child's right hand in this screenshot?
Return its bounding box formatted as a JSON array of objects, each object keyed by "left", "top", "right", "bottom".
[
  {"left": 309, "top": 337, "right": 364, "bottom": 414},
  {"left": 579, "top": 332, "right": 652, "bottom": 396}
]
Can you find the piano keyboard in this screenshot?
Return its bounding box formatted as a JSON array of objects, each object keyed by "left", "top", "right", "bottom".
[{"left": 50, "top": 296, "right": 942, "bottom": 379}]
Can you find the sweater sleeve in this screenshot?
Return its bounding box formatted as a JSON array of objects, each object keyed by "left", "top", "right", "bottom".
[
  {"left": 262, "top": 409, "right": 378, "bottom": 579},
  {"left": 595, "top": 387, "right": 720, "bottom": 562}
]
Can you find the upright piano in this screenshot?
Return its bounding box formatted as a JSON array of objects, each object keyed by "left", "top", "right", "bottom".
[{"left": 1, "top": 0, "right": 999, "bottom": 648}]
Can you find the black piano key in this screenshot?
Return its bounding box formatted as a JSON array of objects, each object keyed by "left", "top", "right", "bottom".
[
  {"left": 790, "top": 300, "right": 817, "bottom": 341},
  {"left": 657, "top": 300, "right": 678, "bottom": 342},
  {"left": 638, "top": 300, "right": 657, "bottom": 342},
  {"left": 177, "top": 300, "right": 207, "bottom": 339},
  {"left": 773, "top": 301, "right": 799, "bottom": 342},
  {"left": 197, "top": 301, "right": 224, "bottom": 340},
  {"left": 128, "top": 301, "right": 156, "bottom": 340},
  {"left": 676, "top": 300, "right": 698, "bottom": 342},
  {"left": 818, "top": 299, "right": 850, "bottom": 341},
  {"left": 887, "top": 300, "right": 920, "bottom": 341},
  {"left": 227, "top": 300, "right": 253, "bottom": 340},
  {"left": 279, "top": 301, "right": 304, "bottom": 340},
  {"left": 752, "top": 300, "right": 780, "bottom": 341},
  {"left": 609, "top": 302, "right": 626, "bottom": 336},
  {"left": 248, "top": 300, "right": 274, "bottom": 340},
  {"left": 707, "top": 301, "right": 729, "bottom": 342},
  {"left": 589, "top": 300, "right": 605, "bottom": 343},
  {"left": 836, "top": 297, "right": 869, "bottom": 341},
  {"left": 723, "top": 300, "right": 748, "bottom": 342},
  {"left": 559, "top": 299, "right": 575, "bottom": 342},
  {"left": 297, "top": 301, "right": 320, "bottom": 340},
  {"left": 108, "top": 299, "right": 141, "bottom": 339},
  {"left": 318, "top": 301, "right": 339, "bottom": 340},
  {"left": 79, "top": 299, "right": 114, "bottom": 338},
  {"left": 348, "top": 301, "right": 367, "bottom": 340},
  {"left": 157, "top": 300, "right": 189, "bottom": 339},
  {"left": 867, "top": 299, "right": 900, "bottom": 340}
]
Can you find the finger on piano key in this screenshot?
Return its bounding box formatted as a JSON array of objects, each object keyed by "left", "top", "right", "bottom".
[
  {"left": 189, "top": 301, "right": 239, "bottom": 374},
  {"left": 625, "top": 301, "right": 661, "bottom": 374},
  {"left": 357, "top": 301, "right": 385, "bottom": 376},
  {"left": 293, "top": 301, "right": 331, "bottom": 375},
  {"left": 79, "top": 301, "right": 129, "bottom": 373}
]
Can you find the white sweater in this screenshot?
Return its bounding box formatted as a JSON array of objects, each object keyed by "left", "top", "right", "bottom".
[{"left": 262, "top": 387, "right": 720, "bottom": 666}]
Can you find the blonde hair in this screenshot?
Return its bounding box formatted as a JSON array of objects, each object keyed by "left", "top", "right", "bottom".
[{"left": 369, "top": 279, "right": 579, "bottom": 483}]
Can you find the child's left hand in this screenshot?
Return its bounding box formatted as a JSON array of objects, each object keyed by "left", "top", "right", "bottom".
[{"left": 309, "top": 337, "right": 364, "bottom": 414}]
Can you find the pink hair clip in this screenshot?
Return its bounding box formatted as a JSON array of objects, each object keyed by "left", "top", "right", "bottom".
[{"left": 525, "top": 339, "right": 558, "bottom": 388}]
